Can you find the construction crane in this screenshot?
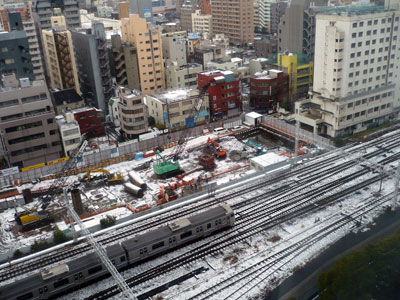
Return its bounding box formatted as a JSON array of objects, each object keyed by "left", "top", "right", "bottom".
[
  {"left": 153, "top": 83, "right": 211, "bottom": 177},
  {"left": 15, "top": 138, "right": 88, "bottom": 228},
  {"left": 86, "top": 169, "right": 124, "bottom": 183}
]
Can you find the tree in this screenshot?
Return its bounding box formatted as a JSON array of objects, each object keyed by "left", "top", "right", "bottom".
[
  {"left": 13, "top": 249, "right": 23, "bottom": 258},
  {"left": 100, "top": 215, "right": 116, "bottom": 229},
  {"left": 148, "top": 116, "right": 156, "bottom": 127},
  {"left": 53, "top": 230, "right": 70, "bottom": 244},
  {"left": 30, "top": 239, "right": 50, "bottom": 252},
  {"left": 318, "top": 229, "right": 400, "bottom": 300}
]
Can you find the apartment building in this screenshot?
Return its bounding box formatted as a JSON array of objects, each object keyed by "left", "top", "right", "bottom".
[
  {"left": 295, "top": 6, "right": 400, "bottom": 138},
  {"left": 117, "top": 86, "right": 149, "bottom": 138},
  {"left": 0, "top": 74, "right": 62, "bottom": 169},
  {"left": 50, "top": 88, "right": 85, "bottom": 115},
  {"left": 71, "top": 23, "right": 113, "bottom": 113},
  {"left": 33, "top": 0, "right": 80, "bottom": 31},
  {"left": 0, "top": 2, "right": 32, "bottom": 32},
  {"left": 42, "top": 16, "right": 80, "bottom": 94},
  {"left": 211, "top": 0, "right": 254, "bottom": 45},
  {"left": 121, "top": 14, "right": 165, "bottom": 95},
  {"left": 146, "top": 88, "right": 209, "bottom": 130},
  {"left": 118, "top": 2, "right": 129, "bottom": 19},
  {"left": 165, "top": 62, "right": 203, "bottom": 89},
  {"left": 192, "top": 10, "right": 212, "bottom": 39},
  {"left": 23, "top": 19, "right": 45, "bottom": 80}
]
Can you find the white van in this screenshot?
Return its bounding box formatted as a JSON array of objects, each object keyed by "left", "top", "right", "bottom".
[{"left": 213, "top": 127, "right": 227, "bottom": 134}]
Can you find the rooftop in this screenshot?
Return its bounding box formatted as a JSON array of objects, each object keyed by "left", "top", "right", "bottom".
[
  {"left": 317, "top": 5, "right": 387, "bottom": 16},
  {"left": 149, "top": 88, "right": 199, "bottom": 104},
  {"left": 51, "top": 88, "right": 83, "bottom": 106}
]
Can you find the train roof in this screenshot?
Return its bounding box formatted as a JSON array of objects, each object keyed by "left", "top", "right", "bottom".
[{"left": 122, "top": 205, "right": 230, "bottom": 250}]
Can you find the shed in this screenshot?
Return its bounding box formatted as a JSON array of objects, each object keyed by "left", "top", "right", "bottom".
[
  {"left": 245, "top": 112, "right": 263, "bottom": 126},
  {"left": 250, "top": 152, "right": 286, "bottom": 171}
]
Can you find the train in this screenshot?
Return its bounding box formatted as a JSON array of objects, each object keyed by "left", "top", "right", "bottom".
[{"left": 0, "top": 204, "right": 234, "bottom": 300}]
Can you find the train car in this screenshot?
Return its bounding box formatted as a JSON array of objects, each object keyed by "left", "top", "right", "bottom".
[
  {"left": 0, "top": 204, "right": 234, "bottom": 300},
  {"left": 122, "top": 203, "right": 234, "bottom": 265}
]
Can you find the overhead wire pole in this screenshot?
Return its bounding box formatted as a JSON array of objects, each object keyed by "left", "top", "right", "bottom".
[
  {"left": 293, "top": 119, "right": 299, "bottom": 166},
  {"left": 63, "top": 189, "right": 136, "bottom": 300}
]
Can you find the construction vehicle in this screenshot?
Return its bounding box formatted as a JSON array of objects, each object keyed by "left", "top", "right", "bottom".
[
  {"left": 243, "top": 139, "right": 267, "bottom": 156},
  {"left": 153, "top": 83, "right": 211, "bottom": 177},
  {"left": 86, "top": 169, "right": 124, "bottom": 183},
  {"left": 15, "top": 138, "right": 88, "bottom": 228},
  {"left": 207, "top": 137, "right": 227, "bottom": 158}
]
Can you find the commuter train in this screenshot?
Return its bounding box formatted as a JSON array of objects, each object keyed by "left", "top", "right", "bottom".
[{"left": 0, "top": 204, "right": 234, "bottom": 300}]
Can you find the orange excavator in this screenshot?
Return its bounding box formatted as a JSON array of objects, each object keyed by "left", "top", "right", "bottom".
[{"left": 207, "top": 137, "right": 227, "bottom": 158}]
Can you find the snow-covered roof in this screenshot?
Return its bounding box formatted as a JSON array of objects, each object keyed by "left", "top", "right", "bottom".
[
  {"left": 231, "top": 57, "right": 242, "bottom": 63},
  {"left": 149, "top": 88, "right": 198, "bottom": 104},
  {"left": 250, "top": 152, "right": 286, "bottom": 167},
  {"left": 246, "top": 112, "right": 263, "bottom": 118}
]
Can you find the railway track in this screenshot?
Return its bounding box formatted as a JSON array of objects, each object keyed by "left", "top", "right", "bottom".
[
  {"left": 1, "top": 131, "right": 399, "bottom": 285},
  {"left": 82, "top": 150, "right": 399, "bottom": 299}
]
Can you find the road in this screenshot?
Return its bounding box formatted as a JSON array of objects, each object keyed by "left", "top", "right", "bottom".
[{"left": 266, "top": 208, "right": 400, "bottom": 300}]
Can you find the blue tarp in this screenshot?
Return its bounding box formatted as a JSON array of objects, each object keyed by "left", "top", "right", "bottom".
[{"left": 135, "top": 152, "right": 144, "bottom": 160}]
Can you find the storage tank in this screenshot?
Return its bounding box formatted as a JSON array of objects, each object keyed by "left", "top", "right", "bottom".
[
  {"left": 124, "top": 183, "right": 144, "bottom": 198},
  {"left": 128, "top": 171, "right": 147, "bottom": 190}
]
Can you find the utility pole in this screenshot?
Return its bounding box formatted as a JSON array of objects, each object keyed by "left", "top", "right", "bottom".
[
  {"left": 293, "top": 119, "right": 299, "bottom": 166},
  {"left": 63, "top": 189, "right": 136, "bottom": 300},
  {"left": 393, "top": 161, "right": 400, "bottom": 207}
]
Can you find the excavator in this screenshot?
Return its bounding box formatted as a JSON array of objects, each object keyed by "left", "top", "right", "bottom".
[
  {"left": 207, "top": 137, "right": 227, "bottom": 158},
  {"left": 86, "top": 169, "right": 124, "bottom": 183}
]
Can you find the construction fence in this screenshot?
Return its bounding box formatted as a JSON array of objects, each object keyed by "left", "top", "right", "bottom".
[
  {"left": 261, "top": 116, "right": 334, "bottom": 149},
  {"left": 0, "top": 117, "right": 244, "bottom": 186}
]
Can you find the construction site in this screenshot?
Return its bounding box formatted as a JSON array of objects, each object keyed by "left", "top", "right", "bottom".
[{"left": 0, "top": 113, "right": 322, "bottom": 262}]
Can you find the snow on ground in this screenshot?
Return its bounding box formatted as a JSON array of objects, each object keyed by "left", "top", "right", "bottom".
[{"left": 0, "top": 132, "right": 290, "bottom": 259}]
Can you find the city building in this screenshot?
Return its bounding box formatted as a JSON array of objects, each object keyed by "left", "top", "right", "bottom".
[
  {"left": 72, "top": 107, "right": 105, "bottom": 137},
  {"left": 130, "top": 0, "right": 152, "bottom": 23},
  {"left": 191, "top": 40, "right": 227, "bottom": 68},
  {"left": 121, "top": 14, "right": 165, "bottom": 95},
  {"left": 192, "top": 10, "right": 212, "bottom": 39},
  {"left": 270, "top": 52, "right": 313, "bottom": 99},
  {"left": 118, "top": 1, "right": 129, "bottom": 19},
  {"left": 162, "top": 32, "right": 187, "bottom": 67},
  {"left": 56, "top": 112, "right": 81, "bottom": 156},
  {"left": 278, "top": 0, "right": 327, "bottom": 58},
  {"left": 249, "top": 57, "right": 270, "bottom": 75},
  {"left": 197, "top": 70, "right": 241, "bottom": 118},
  {"left": 108, "top": 95, "right": 121, "bottom": 127},
  {"left": 0, "top": 2, "right": 32, "bottom": 32},
  {"left": 165, "top": 62, "right": 203, "bottom": 89},
  {"left": 109, "top": 34, "right": 140, "bottom": 90},
  {"left": 254, "top": 35, "right": 278, "bottom": 57},
  {"left": 161, "top": 22, "right": 182, "bottom": 33},
  {"left": 32, "top": 0, "right": 80, "bottom": 31},
  {"left": 71, "top": 23, "right": 113, "bottom": 113},
  {"left": 117, "top": 86, "right": 149, "bottom": 138},
  {"left": 295, "top": 6, "right": 400, "bottom": 138},
  {"left": 0, "top": 15, "right": 34, "bottom": 81},
  {"left": 180, "top": 0, "right": 197, "bottom": 32},
  {"left": 0, "top": 74, "right": 62, "bottom": 169},
  {"left": 23, "top": 19, "right": 45, "bottom": 80},
  {"left": 268, "top": 0, "right": 288, "bottom": 35},
  {"left": 249, "top": 69, "right": 289, "bottom": 111},
  {"left": 211, "top": 0, "right": 254, "bottom": 45},
  {"left": 207, "top": 57, "right": 243, "bottom": 73},
  {"left": 42, "top": 16, "right": 80, "bottom": 94},
  {"left": 96, "top": 5, "right": 113, "bottom": 18},
  {"left": 50, "top": 88, "right": 85, "bottom": 115},
  {"left": 146, "top": 88, "right": 210, "bottom": 130}
]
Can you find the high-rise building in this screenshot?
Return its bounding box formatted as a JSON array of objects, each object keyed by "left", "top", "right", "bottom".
[
  {"left": 109, "top": 34, "right": 141, "bottom": 90},
  {"left": 42, "top": 16, "right": 80, "bottom": 94},
  {"left": 121, "top": 14, "right": 165, "bottom": 95},
  {"left": 192, "top": 9, "right": 212, "bottom": 39},
  {"left": 0, "top": 74, "right": 62, "bottom": 169},
  {"left": 71, "top": 23, "right": 113, "bottom": 113},
  {"left": 211, "top": 0, "right": 254, "bottom": 45},
  {"left": 0, "top": 14, "right": 34, "bottom": 81},
  {"left": 23, "top": 19, "right": 45, "bottom": 80},
  {"left": 118, "top": 1, "right": 129, "bottom": 19},
  {"left": 295, "top": 6, "right": 400, "bottom": 137},
  {"left": 268, "top": 0, "right": 287, "bottom": 35},
  {"left": 33, "top": 0, "right": 80, "bottom": 31},
  {"left": 130, "top": 0, "right": 152, "bottom": 23},
  {"left": 278, "top": 0, "right": 327, "bottom": 58},
  {"left": 165, "top": 62, "right": 203, "bottom": 89},
  {"left": 180, "top": 0, "right": 197, "bottom": 32}
]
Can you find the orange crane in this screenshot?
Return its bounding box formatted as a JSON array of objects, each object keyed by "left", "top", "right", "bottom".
[{"left": 207, "top": 137, "right": 227, "bottom": 158}]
